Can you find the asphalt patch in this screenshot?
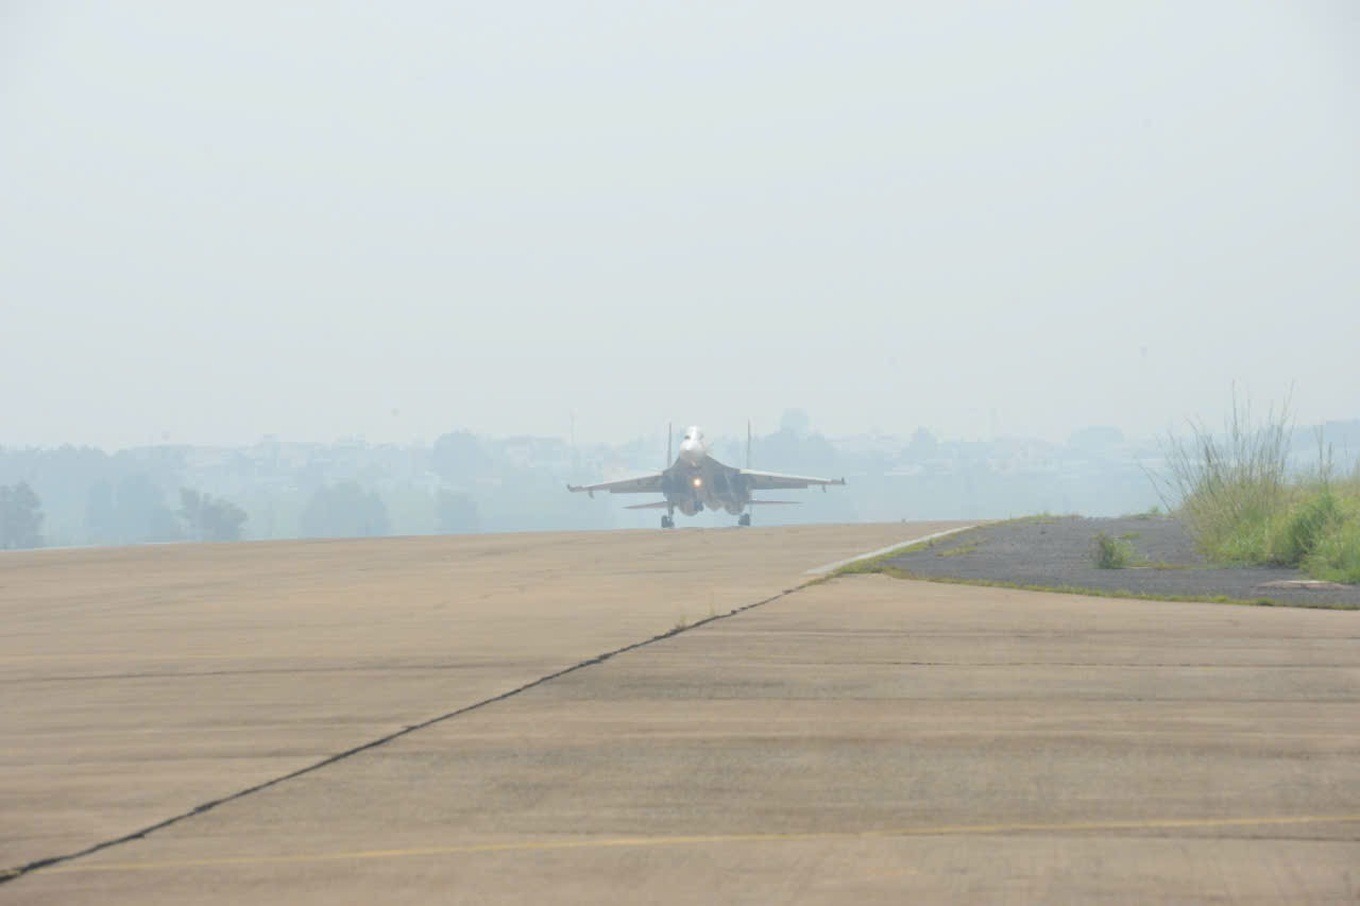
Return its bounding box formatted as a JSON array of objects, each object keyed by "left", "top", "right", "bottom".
[{"left": 882, "top": 515, "right": 1360, "bottom": 608}]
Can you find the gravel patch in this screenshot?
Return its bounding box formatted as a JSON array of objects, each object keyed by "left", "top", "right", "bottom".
[{"left": 882, "top": 515, "right": 1360, "bottom": 609}]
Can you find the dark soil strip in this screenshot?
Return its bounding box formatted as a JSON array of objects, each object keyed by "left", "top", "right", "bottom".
[{"left": 881, "top": 516, "right": 1360, "bottom": 609}]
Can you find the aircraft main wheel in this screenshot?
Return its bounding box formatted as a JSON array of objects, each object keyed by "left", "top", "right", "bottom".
[
  {"left": 738, "top": 514, "right": 751, "bottom": 527},
  {"left": 661, "top": 516, "right": 674, "bottom": 529}
]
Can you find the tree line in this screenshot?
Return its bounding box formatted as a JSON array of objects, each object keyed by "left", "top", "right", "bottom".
[
  {"left": 0, "top": 482, "right": 43, "bottom": 549},
  {"left": 4, "top": 409, "right": 1250, "bottom": 548},
  {"left": 0, "top": 477, "right": 483, "bottom": 550}
]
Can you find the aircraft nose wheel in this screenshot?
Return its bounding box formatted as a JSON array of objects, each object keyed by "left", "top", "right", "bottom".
[
  {"left": 738, "top": 513, "right": 751, "bottom": 527},
  {"left": 661, "top": 515, "right": 675, "bottom": 529}
]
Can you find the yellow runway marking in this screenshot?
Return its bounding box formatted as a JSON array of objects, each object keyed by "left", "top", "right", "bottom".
[{"left": 48, "top": 814, "right": 1360, "bottom": 874}]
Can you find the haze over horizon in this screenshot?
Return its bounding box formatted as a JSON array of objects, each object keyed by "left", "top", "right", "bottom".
[{"left": 4, "top": 2, "right": 1356, "bottom": 451}]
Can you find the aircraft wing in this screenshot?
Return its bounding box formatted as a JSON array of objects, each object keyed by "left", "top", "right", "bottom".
[
  {"left": 567, "top": 473, "right": 665, "bottom": 496},
  {"left": 739, "top": 469, "right": 846, "bottom": 491}
]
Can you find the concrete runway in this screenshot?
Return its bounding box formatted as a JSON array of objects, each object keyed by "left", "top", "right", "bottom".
[{"left": 4, "top": 523, "right": 1359, "bottom": 902}]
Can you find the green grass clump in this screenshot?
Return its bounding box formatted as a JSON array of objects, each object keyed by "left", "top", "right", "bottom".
[
  {"left": 1266, "top": 489, "right": 1341, "bottom": 565},
  {"left": 1092, "top": 531, "right": 1135, "bottom": 569},
  {"left": 1301, "top": 497, "right": 1360, "bottom": 584},
  {"left": 1158, "top": 391, "right": 1360, "bottom": 584}
]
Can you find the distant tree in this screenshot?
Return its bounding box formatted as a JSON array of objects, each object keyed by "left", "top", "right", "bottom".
[
  {"left": 906, "top": 427, "right": 939, "bottom": 461},
  {"left": 83, "top": 474, "right": 180, "bottom": 545},
  {"left": 757, "top": 418, "right": 839, "bottom": 477},
  {"left": 123, "top": 474, "right": 181, "bottom": 542},
  {"left": 178, "top": 488, "right": 248, "bottom": 542},
  {"left": 430, "top": 430, "right": 491, "bottom": 482},
  {"left": 779, "top": 408, "right": 812, "bottom": 436},
  {"left": 1067, "top": 426, "right": 1125, "bottom": 457},
  {"left": 84, "top": 481, "right": 118, "bottom": 544},
  {"left": 0, "top": 481, "right": 44, "bottom": 549},
  {"left": 434, "top": 489, "right": 480, "bottom": 534},
  {"left": 179, "top": 488, "right": 203, "bottom": 536},
  {"left": 299, "top": 482, "right": 390, "bottom": 539}
]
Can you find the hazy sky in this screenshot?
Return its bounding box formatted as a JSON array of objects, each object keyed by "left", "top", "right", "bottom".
[{"left": 3, "top": 2, "right": 1357, "bottom": 448}]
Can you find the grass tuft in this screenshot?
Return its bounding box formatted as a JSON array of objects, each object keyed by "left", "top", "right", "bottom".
[
  {"left": 1303, "top": 512, "right": 1360, "bottom": 584},
  {"left": 1157, "top": 390, "right": 1360, "bottom": 584},
  {"left": 1267, "top": 490, "right": 1341, "bottom": 566},
  {"left": 1092, "top": 532, "right": 1135, "bottom": 569}
]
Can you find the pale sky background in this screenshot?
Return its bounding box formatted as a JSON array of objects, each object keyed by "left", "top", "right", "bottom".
[{"left": 3, "top": 2, "right": 1357, "bottom": 449}]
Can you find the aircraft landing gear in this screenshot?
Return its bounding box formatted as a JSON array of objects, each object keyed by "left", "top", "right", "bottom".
[
  {"left": 738, "top": 513, "right": 751, "bottom": 527},
  {"left": 661, "top": 515, "right": 675, "bottom": 529}
]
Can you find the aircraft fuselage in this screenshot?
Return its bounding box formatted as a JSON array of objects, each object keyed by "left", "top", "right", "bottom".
[
  {"left": 567, "top": 423, "right": 845, "bottom": 528},
  {"left": 661, "top": 455, "right": 751, "bottom": 517}
]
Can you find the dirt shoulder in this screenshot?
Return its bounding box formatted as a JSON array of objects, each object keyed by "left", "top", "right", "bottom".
[{"left": 880, "top": 515, "right": 1360, "bottom": 609}]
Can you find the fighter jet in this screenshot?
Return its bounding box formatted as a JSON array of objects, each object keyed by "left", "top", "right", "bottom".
[{"left": 568, "top": 424, "right": 845, "bottom": 528}]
